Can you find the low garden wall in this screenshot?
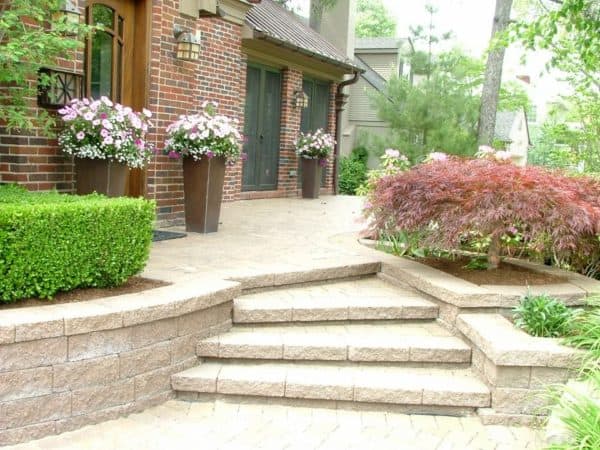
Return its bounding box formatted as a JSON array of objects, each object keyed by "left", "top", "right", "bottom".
[
  {"left": 457, "top": 313, "right": 583, "bottom": 425},
  {"left": 0, "top": 279, "right": 240, "bottom": 446},
  {"left": 379, "top": 257, "right": 594, "bottom": 327}
]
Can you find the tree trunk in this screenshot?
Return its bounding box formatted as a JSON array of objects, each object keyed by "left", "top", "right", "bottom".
[
  {"left": 487, "top": 234, "right": 501, "bottom": 270},
  {"left": 477, "top": 0, "right": 514, "bottom": 145}
]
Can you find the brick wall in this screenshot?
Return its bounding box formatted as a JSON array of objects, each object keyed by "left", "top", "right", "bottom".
[
  {"left": 145, "top": 3, "right": 246, "bottom": 225},
  {"left": 1, "top": 0, "right": 342, "bottom": 226}
]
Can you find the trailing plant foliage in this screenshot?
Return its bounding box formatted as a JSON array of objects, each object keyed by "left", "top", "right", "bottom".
[
  {"left": 0, "top": 185, "right": 155, "bottom": 302},
  {"left": 364, "top": 156, "right": 600, "bottom": 269},
  {"left": 513, "top": 293, "right": 575, "bottom": 338},
  {"left": 0, "top": 0, "right": 94, "bottom": 134}
]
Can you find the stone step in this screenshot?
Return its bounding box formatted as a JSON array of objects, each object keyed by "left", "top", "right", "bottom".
[
  {"left": 171, "top": 362, "right": 490, "bottom": 410},
  {"left": 197, "top": 323, "right": 471, "bottom": 363},
  {"left": 234, "top": 278, "right": 438, "bottom": 323}
]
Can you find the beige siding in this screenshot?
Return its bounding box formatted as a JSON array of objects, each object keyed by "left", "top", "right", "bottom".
[
  {"left": 357, "top": 53, "right": 398, "bottom": 80},
  {"left": 349, "top": 78, "right": 382, "bottom": 122}
]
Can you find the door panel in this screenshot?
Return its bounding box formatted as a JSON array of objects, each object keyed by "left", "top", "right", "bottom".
[
  {"left": 242, "top": 67, "right": 261, "bottom": 190},
  {"left": 298, "top": 79, "right": 331, "bottom": 187},
  {"left": 242, "top": 66, "right": 282, "bottom": 191},
  {"left": 85, "top": 0, "right": 148, "bottom": 197}
]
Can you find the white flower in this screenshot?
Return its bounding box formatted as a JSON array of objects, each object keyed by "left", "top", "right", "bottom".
[
  {"left": 385, "top": 149, "right": 400, "bottom": 158},
  {"left": 142, "top": 108, "right": 152, "bottom": 118},
  {"left": 494, "top": 150, "right": 513, "bottom": 161},
  {"left": 427, "top": 152, "right": 448, "bottom": 162}
]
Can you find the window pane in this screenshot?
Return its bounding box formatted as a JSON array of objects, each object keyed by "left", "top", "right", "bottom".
[
  {"left": 92, "top": 4, "right": 114, "bottom": 29},
  {"left": 116, "top": 42, "right": 122, "bottom": 103},
  {"left": 90, "top": 31, "right": 113, "bottom": 99}
]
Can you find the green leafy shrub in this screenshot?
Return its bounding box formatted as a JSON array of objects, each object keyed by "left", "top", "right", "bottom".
[
  {"left": 339, "top": 156, "right": 367, "bottom": 195},
  {"left": 513, "top": 293, "right": 575, "bottom": 338},
  {"left": 0, "top": 185, "right": 155, "bottom": 302}
]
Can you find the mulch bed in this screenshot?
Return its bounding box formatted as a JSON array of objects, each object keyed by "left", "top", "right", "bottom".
[
  {"left": 418, "top": 256, "right": 566, "bottom": 286},
  {"left": 0, "top": 277, "right": 170, "bottom": 310}
]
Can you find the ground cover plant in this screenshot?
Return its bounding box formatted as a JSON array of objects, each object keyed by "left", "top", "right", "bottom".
[
  {"left": 364, "top": 154, "right": 600, "bottom": 271},
  {"left": 0, "top": 185, "right": 155, "bottom": 302},
  {"left": 513, "top": 293, "right": 575, "bottom": 338},
  {"left": 545, "top": 296, "right": 600, "bottom": 450}
]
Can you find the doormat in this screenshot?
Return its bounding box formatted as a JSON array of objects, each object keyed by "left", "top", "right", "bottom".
[{"left": 152, "top": 230, "right": 187, "bottom": 242}]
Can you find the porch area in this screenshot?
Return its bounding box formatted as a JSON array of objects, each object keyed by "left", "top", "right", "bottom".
[{"left": 144, "top": 195, "right": 373, "bottom": 284}]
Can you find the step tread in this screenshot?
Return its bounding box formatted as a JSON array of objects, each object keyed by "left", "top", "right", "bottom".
[
  {"left": 197, "top": 323, "right": 471, "bottom": 363},
  {"left": 172, "top": 362, "right": 490, "bottom": 407},
  {"left": 234, "top": 278, "right": 438, "bottom": 323}
]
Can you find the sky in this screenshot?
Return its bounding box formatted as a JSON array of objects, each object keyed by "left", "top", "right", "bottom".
[{"left": 288, "top": 0, "right": 565, "bottom": 105}]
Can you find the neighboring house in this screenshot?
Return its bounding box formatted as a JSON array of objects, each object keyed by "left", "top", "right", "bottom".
[
  {"left": 343, "top": 37, "right": 407, "bottom": 158},
  {"left": 0, "top": 0, "right": 360, "bottom": 225},
  {"left": 494, "top": 110, "right": 531, "bottom": 166}
]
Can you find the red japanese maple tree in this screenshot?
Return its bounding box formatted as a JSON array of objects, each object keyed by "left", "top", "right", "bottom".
[{"left": 364, "top": 157, "right": 600, "bottom": 269}]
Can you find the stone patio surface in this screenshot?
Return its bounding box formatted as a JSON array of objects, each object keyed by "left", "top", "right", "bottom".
[
  {"left": 144, "top": 196, "right": 375, "bottom": 284},
  {"left": 8, "top": 399, "right": 543, "bottom": 450}
]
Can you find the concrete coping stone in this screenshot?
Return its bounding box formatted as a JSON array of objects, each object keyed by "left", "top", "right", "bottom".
[
  {"left": 0, "top": 261, "right": 383, "bottom": 345},
  {"left": 456, "top": 313, "right": 583, "bottom": 368},
  {"left": 0, "top": 279, "right": 241, "bottom": 345},
  {"left": 369, "top": 245, "right": 597, "bottom": 308}
]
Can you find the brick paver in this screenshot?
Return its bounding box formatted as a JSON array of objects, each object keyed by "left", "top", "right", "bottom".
[{"left": 6, "top": 400, "right": 544, "bottom": 450}]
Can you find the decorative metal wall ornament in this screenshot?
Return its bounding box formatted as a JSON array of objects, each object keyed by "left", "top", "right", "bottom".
[{"left": 37, "top": 68, "right": 84, "bottom": 108}]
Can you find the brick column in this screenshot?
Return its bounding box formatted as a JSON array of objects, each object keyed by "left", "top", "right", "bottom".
[{"left": 277, "top": 68, "right": 303, "bottom": 196}]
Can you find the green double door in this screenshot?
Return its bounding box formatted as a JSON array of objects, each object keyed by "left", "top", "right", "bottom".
[
  {"left": 242, "top": 65, "right": 282, "bottom": 191},
  {"left": 299, "top": 79, "right": 330, "bottom": 187}
]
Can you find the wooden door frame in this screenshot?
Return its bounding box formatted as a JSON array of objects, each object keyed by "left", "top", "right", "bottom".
[{"left": 85, "top": 0, "right": 151, "bottom": 197}]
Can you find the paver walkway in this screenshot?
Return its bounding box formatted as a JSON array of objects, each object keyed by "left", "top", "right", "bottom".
[{"left": 8, "top": 399, "right": 543, "bottom": 450}]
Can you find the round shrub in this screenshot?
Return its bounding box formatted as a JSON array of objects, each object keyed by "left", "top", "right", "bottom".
[{"left": 364, "top": 156, "right": 600, "bottom": 269}]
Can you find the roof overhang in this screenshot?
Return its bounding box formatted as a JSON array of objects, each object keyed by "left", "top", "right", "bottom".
[{"left": 252, "top": 30, "right": 363, "bottom": 74}]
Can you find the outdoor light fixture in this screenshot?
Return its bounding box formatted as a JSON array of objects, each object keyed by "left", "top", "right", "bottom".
[
  {"left": 174, "top": 25, "right": 201, "bottom": 61},
  {"left": 292, "top": 90, "right": 309, "bottom": 109},
  {"left": 52, "top": 0, "right": 81, "bottom": 28}
]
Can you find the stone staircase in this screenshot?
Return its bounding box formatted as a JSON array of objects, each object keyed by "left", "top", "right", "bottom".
[{"left": 171, "top": 276, "right": 490, "bottom": 415}]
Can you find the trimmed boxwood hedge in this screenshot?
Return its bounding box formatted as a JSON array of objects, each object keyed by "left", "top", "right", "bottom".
[{"left": 0, "top": 185, "right": 155, "bottom": 303}]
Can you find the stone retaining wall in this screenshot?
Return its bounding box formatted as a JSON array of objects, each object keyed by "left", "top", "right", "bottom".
[
  {"left": 456, "top": 314, "right": 582, "bottom": 425},
  {"left": 0, "top": 280, "right": 239, "bottom": 446}
]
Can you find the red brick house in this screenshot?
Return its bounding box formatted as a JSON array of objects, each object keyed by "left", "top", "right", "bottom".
[{"left": 0, "top": 0, "right": 360, "bottom": 225}]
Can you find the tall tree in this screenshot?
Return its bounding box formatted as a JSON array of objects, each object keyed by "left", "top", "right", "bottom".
[
  {"left": 355, "top": 0, "right": 397, "bottom": 38},
  {"left": 309, "top": 0, "right": 338, "bottom": 32},
  {"left": 477, "top": 0, "right": 514, "bottom": 145}
]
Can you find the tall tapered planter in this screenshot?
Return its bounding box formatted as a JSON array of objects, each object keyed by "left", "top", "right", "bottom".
[
  {"left": 75, "top": 158, "right": 128, "bottom": 197},
  {"left": 301, "top": 158, "right": 321, "bottom": 199},
  {"left": 183, "top": 156, "right": 226, "bottom": 233}
]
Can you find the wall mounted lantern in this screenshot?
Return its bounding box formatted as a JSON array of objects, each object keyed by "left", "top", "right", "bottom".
[
  {"left": 292, "top": 90, "right": 309, "bottom": 109},
  {"left": 174, "top": 25, "right": 201, "bottom": 61},
  {"left": 52, "top": 0, "right": 81, "bottom": 28}
]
